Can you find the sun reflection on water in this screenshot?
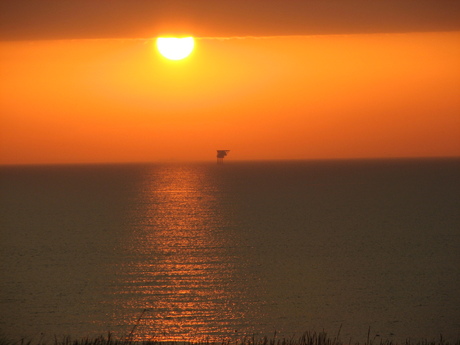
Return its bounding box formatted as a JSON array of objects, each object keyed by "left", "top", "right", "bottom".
[{"left": 117, "top": 164, "right": 249, "bottom": 341}]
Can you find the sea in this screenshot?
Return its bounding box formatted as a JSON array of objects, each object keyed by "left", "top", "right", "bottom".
[{"left": 1, "top": 158, "right": 459, "bottom": 343}]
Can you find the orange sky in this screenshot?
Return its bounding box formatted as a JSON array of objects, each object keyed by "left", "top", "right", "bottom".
[{"left": 1, "top": 31, "right": 459, "bottom": 164}]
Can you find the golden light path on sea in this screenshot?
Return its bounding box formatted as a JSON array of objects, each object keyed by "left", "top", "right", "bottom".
[{"left": 113, "top": 165, "right": 256, "bottom": 342}]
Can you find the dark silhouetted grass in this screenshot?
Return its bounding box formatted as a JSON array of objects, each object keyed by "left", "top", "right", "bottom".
[{"left": 1, "top": 331, "right": 459, "bottom": 345}]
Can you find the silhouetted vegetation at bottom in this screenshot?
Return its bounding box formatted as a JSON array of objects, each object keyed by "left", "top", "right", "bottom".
[{"left": 1, "top": 332, "right": 459, "bottom": 345}]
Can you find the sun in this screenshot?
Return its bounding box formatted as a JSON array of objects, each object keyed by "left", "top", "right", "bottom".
[{"left": 156, "top": 37, "right": 195, "bottom": 61}]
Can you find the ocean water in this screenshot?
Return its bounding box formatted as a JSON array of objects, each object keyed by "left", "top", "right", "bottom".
[{"left": 1, "top": 159, "right": 459, "bottom": 343}]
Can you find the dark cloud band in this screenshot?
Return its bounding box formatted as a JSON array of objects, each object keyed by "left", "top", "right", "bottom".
[{"left": 1, "top": 0, "right": 460, "bottom": 41}]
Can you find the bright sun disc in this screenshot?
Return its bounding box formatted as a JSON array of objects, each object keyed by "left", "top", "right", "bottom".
[{"left": 156, "top": 37, "right": 195, "bottom": 60}]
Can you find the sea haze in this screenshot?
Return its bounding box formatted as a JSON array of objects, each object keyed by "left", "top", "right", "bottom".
[{"left": 1, "top": 158, "right": 459, "bottom": 342}]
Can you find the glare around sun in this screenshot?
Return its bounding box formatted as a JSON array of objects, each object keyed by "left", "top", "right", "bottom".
[{"left": 156, "top": 37, "right": 195, "bottom": 60}]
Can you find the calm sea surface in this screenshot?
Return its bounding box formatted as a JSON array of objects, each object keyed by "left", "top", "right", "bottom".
[{"left": 1, "top": 159, "right": 459, "bottom": 343}]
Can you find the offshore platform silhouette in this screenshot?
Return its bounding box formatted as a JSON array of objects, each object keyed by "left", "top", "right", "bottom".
[{"left": 216, "top": 150, "right": 230, "bottom": 164}]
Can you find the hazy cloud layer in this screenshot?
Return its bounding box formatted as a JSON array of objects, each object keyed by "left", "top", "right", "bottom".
[{"left": 1, "top": 0, "right": 460, "bottom": 41}]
